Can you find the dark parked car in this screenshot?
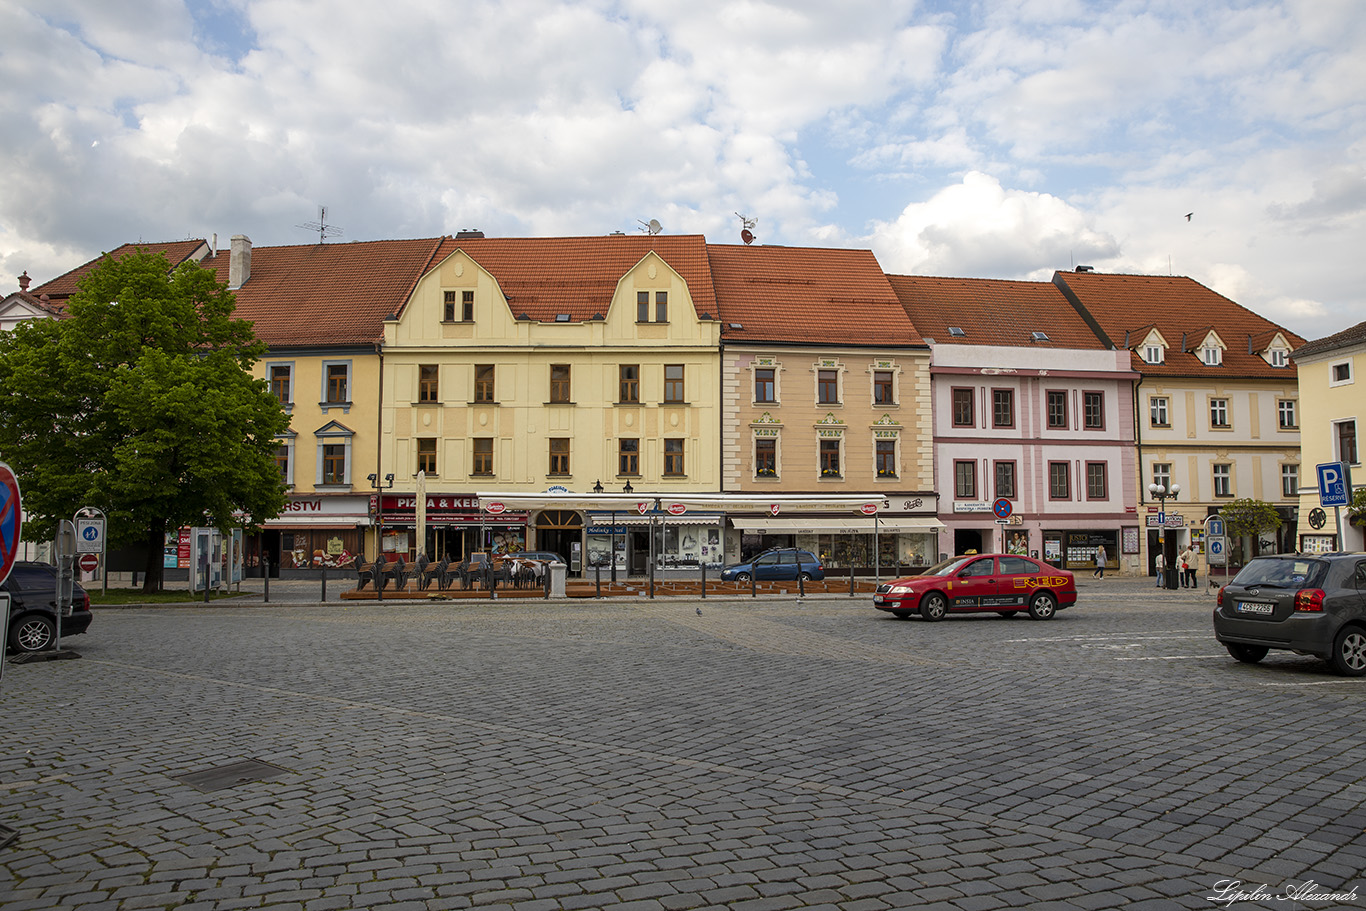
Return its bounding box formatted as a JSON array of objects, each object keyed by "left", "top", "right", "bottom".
[
  {"left": 1214, "top": 553, "right": 1366, "bottom": 676},
  {"left": 874, "top": 554, "right": 1077, "bottom": 621},
  {"left": 4, "top": 561, "right": 93, "bottom": 652},
  {"left": 719, "top": 548, "right": 824, "bottom": 583}
]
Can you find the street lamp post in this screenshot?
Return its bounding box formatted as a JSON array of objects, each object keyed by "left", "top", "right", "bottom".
[
  {"left": 369, "top": 472, "right": 395, "bottom": 601},
  {"left": 622, "top": 479, "right": 633, "bottom": 581},
  {"left": 1148, "top": 482, "right": 1181, "bottom": 590}
]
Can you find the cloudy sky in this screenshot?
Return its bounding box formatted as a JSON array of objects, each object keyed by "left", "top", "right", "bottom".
[{"left": 3, "top": 0, "right": 1363, "bottom": 341}]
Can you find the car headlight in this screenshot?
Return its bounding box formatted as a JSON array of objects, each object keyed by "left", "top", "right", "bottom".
[{"left": 885, "top": 585, "right": 915, "bottom": 595}]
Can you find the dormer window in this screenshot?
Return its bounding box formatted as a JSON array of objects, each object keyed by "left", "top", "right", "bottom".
[
  {"left": 1202, "top": 347, "right": 1222, "bottom": 366},
  {"left": 1269, "top": 349, "right": 1288, "bottom": 367},
  {"left": 1144, "top": 345, "right": 1164, "bottom": 365}
]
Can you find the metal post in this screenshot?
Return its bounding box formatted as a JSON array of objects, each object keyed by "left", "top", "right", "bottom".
[
  {"left": 320, "top": 564, "right": 327, "bottom": 602},
  {"left": 544, "top": 563, "right": 551, "bottom": 599},
  {"left": 610, "top": 510, "right": 617, "bottom": 583},
  {"left": 263, "top": 555, "right": 270, "bottom": 603},
  {"left": 849, "top": 561, "right": 856, "bottom": 597},
  {"left": 750, "top": 565, "right": 756, "bottom": 598},
  {"left": 648, "top": 512, "right": 656, "bottom": 600},
  {"left": 874, "top": 514, "right": 880, "bottom": 587},
  {"left": 595, "top": 561, "right": 601, "bottom": 599},
  {"left": 701, "top": 559, "right": 706, "bottom": 599},
  {"left": 798, "top": 570, "right": 804, "bottom": 598}
]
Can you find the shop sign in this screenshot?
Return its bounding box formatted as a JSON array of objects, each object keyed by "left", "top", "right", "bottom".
[
  {"left": 667, "top": 503, "right": 688, "bottom": 516},
  {"left": 859, "top": 503, "right": 879, "bottom": 515},
  {"left": 769, "top": 503, "right": 781, "bottom": 516},
  {"left": 637, "top": 501, "right": 649, "bottom": 515},
  {"left": 1145, "top": 513, "right": 1185, "bottom": 527},
  {"left": 282, "top": 496, "right": 369, "bottom": 515},
  {"left": 953, "top": 501, "right": 993, "bottom": 513},
  {"left": 485, "top": 502, "right": 507, "bottom": 514}
]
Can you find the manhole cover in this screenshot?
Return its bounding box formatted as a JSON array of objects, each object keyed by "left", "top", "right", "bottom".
[{"left": 174, "top": 759, "right": 291, "bottom": 792}]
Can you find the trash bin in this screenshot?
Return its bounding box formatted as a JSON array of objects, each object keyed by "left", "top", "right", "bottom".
[{"left": 547, "top": 562, "right": 567, "bottom": 598}]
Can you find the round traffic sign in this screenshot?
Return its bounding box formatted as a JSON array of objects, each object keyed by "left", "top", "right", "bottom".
[
  {"left": 0, "top": 461, "right": 22, "bottom": 587},
  {"left": 992, "top": 497, "right": 1013, "bottom": 519},
  {"left": 78, "top": 553, "right": 100, "bottom": 574},
  {"left": 1308, "top": 508, "right": 1327, "bottom": 530}
]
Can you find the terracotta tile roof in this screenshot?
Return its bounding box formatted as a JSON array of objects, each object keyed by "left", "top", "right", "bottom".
[
  {"left": 199, "top": 238, "right": 445, "bottom": 348},
  {"left": 886, "top": 274, "right": 1108, "bottom": 349},
  {"left": 707, "top": 244, "right": 923, "bottom": 346},
  {"left": 1052, "top": 271, "right": 1305, "bottom": 378},
  {"left": 1293, "top": 320, "right": 1366, "bottom": 360},
  {"left": 417, "top": 234, "right": 717, "bottom": 323},
  {"left": 29, "top": 240, "right": 211, "bottom": 302},
  {"left": 1, "top": 291, "right": 66, "bottom": 319}
]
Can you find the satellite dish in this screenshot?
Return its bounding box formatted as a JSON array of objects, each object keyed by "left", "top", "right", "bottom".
[
  {"left": 741, "top": 228, "right": 754, "bottom": 245},
  {"left": 639, "top": 218, "right": 662, "bottom": 235},
  {"left": 735, "top": 212, "right": 757, "bottom": 245}
]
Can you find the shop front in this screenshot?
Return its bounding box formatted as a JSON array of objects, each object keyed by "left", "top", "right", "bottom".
[
  {"left": 250, "top": 495, "right": 371, "bottom": 574},
  {"left": 378, "top": 494, "right": 528, "bottom": 563},
  {"left": 729, "top": 510, "right": 941, "bottom": 578},
  {"left": 586, "top": 512, "right": 726, "bottom": 574}
]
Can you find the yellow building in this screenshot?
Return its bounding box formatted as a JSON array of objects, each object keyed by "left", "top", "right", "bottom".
[
  {"left": 1292, "top": 322, "right": 1365, "bottom": 552},
  {"left": 379, "top": 234, "right": 722, "bottom": 574}
]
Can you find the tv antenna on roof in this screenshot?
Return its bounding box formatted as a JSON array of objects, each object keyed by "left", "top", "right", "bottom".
[
  {"left": 297, "top": 206, "right": 344, "bottom": 244},
  {"left": 736, "top": 212, "right": 757, "bottom": 245},
  {"left": 638, "top": 218, "right": 663, "bottom": 235}
]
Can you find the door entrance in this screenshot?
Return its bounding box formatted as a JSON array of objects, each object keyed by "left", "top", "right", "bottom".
[{"left": 954, "top": 527, "right": 985, "bottom": 556}]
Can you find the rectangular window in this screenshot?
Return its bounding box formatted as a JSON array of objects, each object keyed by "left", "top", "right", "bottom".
[
  {"left": 1331, "top": 361, "right": 1353, "bottom": 384},
  {"left": 418, "top": 365, "right": 439, "bottom": 403},
  {"left": 994, "top": 461, "right": 1016, "bottom": 499},
  {"left": 817, "top": 369, "right": 839, "bottom": 404},
  {"left": 474, "top": 364, "right": 495, "bottom": 403},
  {"left": 1046, "top": 390, "right": 1067, "bottom": 429},
  {"left": 275, "top": 445, "right": 290, "bottom": 482},
  {"left": 549, "top": 438, "right": 570, "bottom": 476},
  {"left": 1282, "top": 464, "right": 1299, "bottom": 498},
  {"left": 819, "top": 439, "right": 841, "bottom": 478},
  {"left": 443, "top": 290, "right": 456, "bottom": 322},
  {"left": 664, "top": 439, "right": 684, "bottom": 476},
  {"left": 462, "top": 290, "right": 474, "bottom": 322},
  {"left": 755, "top": 439, "right": 776, "bottom": 477},
  {"left": 326, "top": 363, "right": 349, "bottom": 404},
  {"left": 1049, "top": 462, "right": 1071, "bottom": 500},
  {"left": 873, "top": 371, "right": 894, "bottom": 406},
  {"left": 1083, "top": 391, "right": 1104, "bottom": 429},
  {"left": 664, "top": 364, "right": 684, "bottom": 403},
  {"left": 1150, "top": 396, "right": 1170, "bottom": 427},
  {"left": 637, "top": 291, "right": 650, "bottom": 323},
  {"left": 416, "top": 438, "right": 437, "bottom": 475},
  {"left": 655, "top": 291, "right": 668, "bottom": 323},
  {"left": 1210, "top": 398, "right": 1229, "bottom": 428},
  {"left": 322, "top": 444, "right": 346, "bottom": 485},
  {"left": 1203, "top": 347, "right": 1221, "bottom": 366},
  {"left": 1270, "top": 349, "right": 1287, "bottom": 367},
  {"left": 1212, "top": 463, "right": 1232, "bottom": 497},
  {"left": 1338, "top": 420, "right": 1359, "bottom": 464},
  {"left": 755, "top": 368, "right": 775, "bottom": 403},
  {"left": 1152, "top": 463, "right": 1172, "bottom": 492},
  {"left": 619, "top": 364, "right": 639, "bottom": 403},
  {"left": 992, "top": 388, "right": 1014, "bottom": 428},
  {"left": 876, "top": 440, "right": 896, "bottom": 478},
  {"left": 270, "top": 365, "right": 292, "bottom": 404},
  {"left": 619, "top": 438, "right": 639, "bottom": 476},
  {"left": 952, "top": 388, "right": 974, "bottom": 427},
  {"left": 472, "top": 438, "right": 493, "bottom": 476},
  {"left": 550, "top": 364, "right": 571, "bottom": 403},
  {"left": 954, "top": 460, "right": 976, "bottom": 498},
  {"left": 1278, "top": 399, "right": 1297, "bottom": 429},
  {"left": 1086, "top": 462, "right": 1107, "bottom": 499},
  {"left": 1145, "top": 345, "right": 1163, "bottom": 364}
]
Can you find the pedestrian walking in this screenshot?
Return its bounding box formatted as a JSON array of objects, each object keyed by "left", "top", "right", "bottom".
[
  {"left": 1154, "top": 551, "right": 1165, "bottom": 587},
  {"left": 1093, "top": 543, "right": 1107, "bottom": 579}
]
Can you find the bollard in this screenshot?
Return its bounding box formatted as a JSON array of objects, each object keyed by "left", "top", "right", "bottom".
[
  {"left": 798, "top": 571, "right": 804, "bottom": 598},
  {"left": 204, "top": 576, "right": 210, "bottom": 604},
  {"left": 849, "top": 566, "right": 855, "bottom": 597},
  {"left": 751, "top": 570, "right": 756, "bottom": 598},
  {"left": 594, "top": 562, "right": 601, "bottom": 599},
  {"left": 701, "top": 561, "right": 706, "bottom": 599},
  {"left": 321, "top": 564, "right": 327, "bottom": 602},
  {"left": 544, "top": 565, "right": 551, "bottom": 599},
  {"left": 263, "top": 556, "right": 270, "bottom": 603}
]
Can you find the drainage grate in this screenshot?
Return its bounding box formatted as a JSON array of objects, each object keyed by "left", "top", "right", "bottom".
[
  {"left": 174, "top": 759, "right": 292, "bottom": 792},
  {"left": 0, "top": 822, "right": 17, "bottom": 850}
]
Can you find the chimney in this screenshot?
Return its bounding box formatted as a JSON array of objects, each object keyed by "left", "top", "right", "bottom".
[
  {"left": 229, "top": 234, "right": 252, "bottom": 289},
  {"left": 18, "top": 271, "right": 30, "bottom": 293}
]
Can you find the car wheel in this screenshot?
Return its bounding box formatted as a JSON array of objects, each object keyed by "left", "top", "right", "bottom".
[
  {"left": 891, "top": 610, "right": 911, "bottom": 620},
  {"left": 920, "top": 592, "right": 948, "bottom": 622},
  {"left": 799, "top": 572, "right": 812, "bottom": 582},
  {"left": 1329, "top": 626, "right": 1366, "bottom": 677},
  {"left": 1028, "top": 592, "right": 1057, "bottom": 620},
  {"left": 1225, "top": 642, "right": 1268, "bottom": 664},
  {"left": 735, "top": 572, "right": 751, "bottom": 584},
  {"left": 10, "top": 615, "right": 55, "bottom": 652}
]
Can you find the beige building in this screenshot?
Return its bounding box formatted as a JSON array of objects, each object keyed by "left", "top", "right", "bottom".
[{"left": 1291, "top": 321, "right": 1365, "bottom": 552}]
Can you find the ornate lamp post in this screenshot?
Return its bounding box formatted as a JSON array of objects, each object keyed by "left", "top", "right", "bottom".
[{"left": 1148, "top": 482, "right": 1181, "bottom": 590}]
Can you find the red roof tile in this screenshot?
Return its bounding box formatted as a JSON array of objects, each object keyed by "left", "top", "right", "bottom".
[
  {"left": 1293, "top": 320, "right": 1366, "bottom": 359},
  {"left": 199, "top": 238, "right": 445, "bottom": 348},
  {"left": 1052, "top": 271, "right": 1305, "bottom": 378},
  {"left": 887, "top": 274, "right": 1108, "bottom": 349},
  {"left": 29, "top": 240, "right": 211, "bottom": 301},
  {"left": 707, "top": 244, "right": 922, "bottom": 346},
  {"left": 418, "top": 234, "right": 717, "bottom": 323}
]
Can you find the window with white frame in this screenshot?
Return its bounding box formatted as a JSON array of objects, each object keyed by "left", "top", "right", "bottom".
[
  {"left": 1210, "top": 398, "right": 1230, "bottom": 428},
  {"left": 321, "top": 360, "right": 352, "bottom": 412},
  {"left": 1144, "top": 345, "right": 1164, "bottom": 364},
  {"left": 755, "top": 437, "right": 777, "bottom": 478},
  {"left": 268, "top": 362, "right": 294, "bottom": 410},
  {"left": 1281, "top": 464, "right": 1299, "bottom": 498},
  {"left": 1212, "top": 463, "right": 1232, "bottom": 497},
  {"left": 1337, "top": 419, "right": 1358, "bottom": 464},
  {"left": 1150, "top": 396, "right": 1170, "bottom": 427},
  {"left": 275, "top": 432, "right": 296, "bottom": 487},
  {"left": 1203, "top": 346, "right": 1222, "bottom": 366},
  {"left": 1331, "top": 360, "right": 1354, "bottom": 386},
  {"left": 1277, "top": 399, "right": 1297, "bottom": 430},
  {"left": 1152, "top": 463, "right": 1172, "bottom": 492},
  {"left": 315, "top": 423, "right": 353, "bottom": 487},
  {"left": 1269, "top": 349, "right": 1288, "bottom": 367},
  {"left": 819, "top": 439, "right": 841, "bottom": 478},
  {"left": 875, "top": 439, "right": 896, "bottom": 478}
]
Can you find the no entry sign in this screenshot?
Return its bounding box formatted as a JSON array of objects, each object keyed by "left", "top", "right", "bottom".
[
  {"left": 0, "top": 462, "right": 22, "bottom": 587},
  {"left": 78, "top": 553, "right": 100, "bottom": 574}
]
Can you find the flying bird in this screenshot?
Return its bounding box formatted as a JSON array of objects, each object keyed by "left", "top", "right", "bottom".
[{"left": 1184, "top": 213, "right": 1193, "bottom": 221}]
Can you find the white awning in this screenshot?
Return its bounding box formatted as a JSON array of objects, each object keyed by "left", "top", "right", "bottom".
[
  {"left": 264, "top": 515, "right": 372, "bottom": 527},
  {"left": 587, "top": 513, "right": 724, "bottom": 527},
  {"left": 730, "top": 516, "right": 944, "bottom": 533}
]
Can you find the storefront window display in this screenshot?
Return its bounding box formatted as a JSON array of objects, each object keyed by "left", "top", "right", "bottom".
[
  {"left": 1058, "top": 531, "right": 1118, "bottom": 571},
  {"left": 798, "top": 533, "right": 932, "bottom": 570},
  {"left": 282, "top": 530, "right": 360, "bottom": 568}
]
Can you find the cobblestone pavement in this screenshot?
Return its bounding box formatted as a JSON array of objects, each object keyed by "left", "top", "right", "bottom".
[{"left": 3, "top": 580, "right": 1364, "bottom": 910}]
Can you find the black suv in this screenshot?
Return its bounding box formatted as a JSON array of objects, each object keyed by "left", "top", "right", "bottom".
[
  {"left": 1213, "top": 553, "right": 1366, "bottom": 676},
  {"left": 4, "top": 561, "right": 93, "bottom": 652}
]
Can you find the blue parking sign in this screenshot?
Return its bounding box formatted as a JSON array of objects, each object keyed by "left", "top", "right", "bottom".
[{"left": 1317, "top": 462, "right": 1352, "bottom": 508}]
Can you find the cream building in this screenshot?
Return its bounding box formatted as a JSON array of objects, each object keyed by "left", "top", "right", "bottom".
[{"left": 1291, "top": 321, "right": 1365, "bottom": 552}]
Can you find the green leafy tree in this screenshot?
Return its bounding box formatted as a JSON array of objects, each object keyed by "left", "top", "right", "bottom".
[
  {"left": 0, "top": 250, "right": 289, "bottom": 591},
  {"left": 1219, "top": 497, "right": 1283, "bottom": 563},
  {"left": 1349, "top": 488, "right": 1366, "bottom": 528}
]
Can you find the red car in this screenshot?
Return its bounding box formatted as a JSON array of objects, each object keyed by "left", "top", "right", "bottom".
[{"left": 874, "top": 554, "right": 1077, "bottom": 621}]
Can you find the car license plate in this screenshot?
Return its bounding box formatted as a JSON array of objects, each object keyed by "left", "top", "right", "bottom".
[{"left": 1237, "top": 601, "right": 1274, "bottom": 615}]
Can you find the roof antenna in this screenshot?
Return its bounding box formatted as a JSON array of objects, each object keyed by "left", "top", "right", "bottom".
[
  {"left": 638, "top": 218, "right": 663, "bottom": 235},
  {"left": 297, "top": 206, "right": 344, "bottom": 244},
  {"left": 736, "top": 212, "right": 757, "bottom": 245}
]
